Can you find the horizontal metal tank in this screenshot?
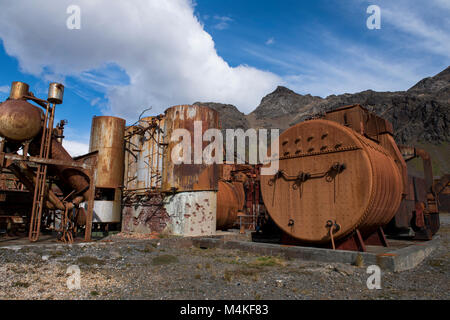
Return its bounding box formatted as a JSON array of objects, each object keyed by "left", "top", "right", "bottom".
[{"left": 260, "top": 119, "right": 403, "bottom": 243}]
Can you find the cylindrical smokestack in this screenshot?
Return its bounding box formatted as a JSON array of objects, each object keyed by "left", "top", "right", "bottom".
[
  {"left": 9, "top": 81, "right": 29, "bottom": 100},
  {"left": 47, "top": 83, "right": 64, "bottom": 104}
]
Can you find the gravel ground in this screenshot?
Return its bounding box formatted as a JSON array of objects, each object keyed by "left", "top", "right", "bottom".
[{"left": 0, "top": 214, "right": 448, "bottom": 300}]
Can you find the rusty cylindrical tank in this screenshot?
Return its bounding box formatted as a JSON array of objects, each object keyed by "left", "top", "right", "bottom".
[
  {"left": 0, "top": 97, "right": 43, "bottom": 142},
  {"left": 162, "top": 105, "right": 219, "bottom": 237},
  {"left": 89, "top": 116, "right": 126, "bottom": 188},
  {"left": 260, "top": 119, "right": 403, "bottom": 244},
  {"left": 216, "top": 180, "right": 245, "bottom": 230},
  {"left": 162, "top": 105, "right": 219, "bottom": 192}
]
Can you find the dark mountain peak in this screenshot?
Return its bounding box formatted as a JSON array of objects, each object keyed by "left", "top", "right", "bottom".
[
  {"left": 408, "top": 65, "right": 450, "bottom": 93},
  {"left": 252, "top": 85, "right": 322, "bottom": 119},
  {"left": 193, "top": 101, "right": 249, "bottom": 130},
  {"left": 272, "top": 85, "right": 296, "bottom": 95}
]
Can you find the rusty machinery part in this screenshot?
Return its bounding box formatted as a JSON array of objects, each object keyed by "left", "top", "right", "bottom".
[
  {"left": 162, "top": 104, "right": 219, "bottom": 192},
  {"left": 0, "top": 99, "right": 44, "bottom": 142},
  {"left": 260, "top": 119, "right": 403, "bottom": 244},
  {"left": 399, "top": 145, "right": 435, "bottom": 195},
  {"left": 395, "top": 145, "right": 440, "bottom": 238},
  {"left": 89, "top": 116, "right": 126, "bottom": 189},
  {"left": 28, "top": 138, "right": 90, "bottom": 203},
  {"left": 216, "top": 180, "right": 245, "bottom": 230}
]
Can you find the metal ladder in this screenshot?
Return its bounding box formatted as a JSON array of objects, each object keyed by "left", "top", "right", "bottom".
[{"left": 29, "top": 103, "right": 56, "bottom": 242}]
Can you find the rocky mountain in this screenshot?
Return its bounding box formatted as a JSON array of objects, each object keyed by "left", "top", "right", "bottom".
[
  {"left": 192, "top": 102, "right": 250, "bottom": 130},
  {"left": 195, "top": 66, "right": 450, "bottom": 175}
]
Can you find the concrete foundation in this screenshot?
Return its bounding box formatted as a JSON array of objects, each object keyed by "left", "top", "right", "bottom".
[{"left": 191, "top": 235, "right": 440, "bottom": 272}]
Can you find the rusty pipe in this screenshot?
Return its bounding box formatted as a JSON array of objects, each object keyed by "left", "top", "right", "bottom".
[
  {"left": 6, "top": 162, "right": 67, "bottom": 210},
  {"left": 29, "top": 137, "right": 90, "bottom": 200}
]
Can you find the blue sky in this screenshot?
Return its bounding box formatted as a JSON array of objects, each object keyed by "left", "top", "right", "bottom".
[{"left": 0, "top": 0, "right": 448, "bottom": 155}]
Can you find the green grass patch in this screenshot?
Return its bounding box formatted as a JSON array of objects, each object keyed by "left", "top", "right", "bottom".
[
  {"left": 152, "top": 254, "right": 179, "bottom": 266},
  {"left": 77, "top": 256, "right": 105, "bottom": 265}
]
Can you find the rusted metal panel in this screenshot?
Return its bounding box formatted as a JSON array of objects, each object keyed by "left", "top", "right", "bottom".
[
  {"left": 89, "top": 116, "right": 126, "bottom": 189},
  {"left": 324, "top": 104, "right": 393, "bottom": 138},
  {"left": 163, "top": 191, "right": 216, "bottom": 236},
  {"left": 260, "top": 118, "right": 403, "bottom": 244},
  {"left": 162, "top": 105, "right": 219, "bottom": 192}
]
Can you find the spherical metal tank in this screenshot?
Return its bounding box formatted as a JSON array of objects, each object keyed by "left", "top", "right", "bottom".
[
  {"left": 0, "top": 99, "right": 43, "bottom": 142},
  {"left": 162, "top": 105, "right": 219, "bottom": 192},
  {"left": 260, "top": 119, "right": 403, "bottom": 243},
  {"left": 89, "top": 116, "right": 126, "bottom": 188},
  {"left": 217, "top": 180, "right": 245, "bottom": 230}
]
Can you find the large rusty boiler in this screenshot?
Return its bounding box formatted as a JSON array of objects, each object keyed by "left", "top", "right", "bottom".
[
  {"left": 162, "top": 105, "right": 219, "bottom": 236},
  {"left": 82, "top": 116, "right": 125, "bottom": 225},
  {"left": 260, "top": 113, "right": 403, "bottom": 246}
]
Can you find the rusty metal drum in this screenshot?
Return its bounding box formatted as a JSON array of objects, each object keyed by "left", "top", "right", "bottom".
[
  {"left": 260, "top": 119, "right": 403, "bottom": 244},
  {"left": 0, "top": 99, "right": 43, "bottom": 142},
  {"left": 216, "top": 180, "right": 245, "bottom": 230},
  {"left": 162, "top": 105, "right": 219, "bottom": 192},
  {"left": 89, "top": 116, "right": 126, "bottom": 189}
]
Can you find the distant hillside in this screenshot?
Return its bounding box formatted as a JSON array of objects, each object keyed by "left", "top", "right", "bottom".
[{"left": 195, "top": 66, "right": 450, "bottom": 176}]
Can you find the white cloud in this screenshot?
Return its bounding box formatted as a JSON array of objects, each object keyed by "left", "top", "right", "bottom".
[
  {"left": 0, "top": 0, "right": 279, "bottom": 117},
  {"left": 381, "top": 1, "right": 450, "bottom": 59},
  {"left": 265, "top": 38, "right": 275, "bottom": 45},
  {"left": 62, "top": 140, "right": 89, "bottom": 157},
  {"left": 0, "top": 85, "right": 9, "bottom": 94},
  {"left": 213, "top": 15, "right": 233, "bottom": 30}
]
